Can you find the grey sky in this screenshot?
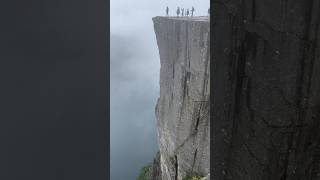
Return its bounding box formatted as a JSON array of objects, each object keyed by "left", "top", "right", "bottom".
[{"left": 110, "top": 0, "right": 209, "bottom": 179}]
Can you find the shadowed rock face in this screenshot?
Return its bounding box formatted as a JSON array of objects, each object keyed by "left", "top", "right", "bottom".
[
  {"left": 153, "top": 16, "right": 210, "bottom": 180},
  {"left": 212, "top": 0, "right": 320, "bottom": 179}
]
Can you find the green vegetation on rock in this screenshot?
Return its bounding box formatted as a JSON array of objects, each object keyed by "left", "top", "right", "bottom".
[
  {"left": 183, "top": 172, "right": 203, "bottom": 180},
  {"left": 136, "top": 152, "right": 161, "bottom": 180},
  {"left": 136, "top": 164, "right": 152, "bottom": 180}
]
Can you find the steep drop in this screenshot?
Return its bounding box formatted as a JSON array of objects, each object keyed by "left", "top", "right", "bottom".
[{"left": 153, "top": 16, "right": 210, "bottom": 180}]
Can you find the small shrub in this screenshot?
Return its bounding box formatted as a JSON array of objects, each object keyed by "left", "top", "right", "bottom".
[
  {"left": 191, "top": 175, "right": 202, "bottom": 180},
  {"left": 137, "top": 164, "right": 152, "bottom": 180},
  {"left": 183, "top": 172, "right": 203, "bottom": 180}
]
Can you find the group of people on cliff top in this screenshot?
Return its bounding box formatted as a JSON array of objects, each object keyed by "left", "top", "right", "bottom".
[{"left": 166, "top": 6, "right": 210, "bottom": 16}]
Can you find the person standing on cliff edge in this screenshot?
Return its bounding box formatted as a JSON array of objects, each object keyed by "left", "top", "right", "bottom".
[
  {"left": 191, "top": 7, "right": 195, "bottom": 16},
  {"left": 176, "top": 7, "right": 180, "bottom": 17},
  {"left": 186, "top": 9, "right": 189, "bottom": 16},
  {"left": 182, "top": 8, "right": 184, "bottom": 16},
  {"left": 166, "top": 6, "right": 169, "bottom": 16}
]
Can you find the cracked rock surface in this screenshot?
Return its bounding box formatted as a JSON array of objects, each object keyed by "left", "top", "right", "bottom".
[
  {"left": 153, "top": 16, "right": 210, "bottom": 180},
  {"left": 212, "top": 0, "right": 320, "bottom": 179}
]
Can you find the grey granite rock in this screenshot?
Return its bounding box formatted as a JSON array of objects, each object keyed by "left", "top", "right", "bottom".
[
  {"left": 145, "top": 152, "right": 162, "bottom": 180},
  {"left": 153, "top": 16, "right": 210, "bottom": 180},
  {"left": 212, "top": 0, "right": 320, "bottom": 179}
]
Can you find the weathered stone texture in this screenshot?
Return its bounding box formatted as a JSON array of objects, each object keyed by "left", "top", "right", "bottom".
[
  {"left": 145, "top": 152, "right": 162, "bottom": 180},
  {"left": 212, "top": 0, "right": 320, "bottom": 179},
  {"left": 153, "top": 16, "right": 210, "bottom": 180}
]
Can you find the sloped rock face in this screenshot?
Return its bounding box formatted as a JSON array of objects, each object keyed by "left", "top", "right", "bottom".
[
  {"left": 212, "top": 0, "right": 320, "bottom": 179},
  {"left": 153, "top": 17, "right": 210, "bottom": 180},
  {"left": 145, "top": 152, "right": 162, "bottom": 180}
]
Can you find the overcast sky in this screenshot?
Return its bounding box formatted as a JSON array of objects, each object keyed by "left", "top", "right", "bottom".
[{"left": 110, "top": 0, "right": 209, "bottom": 179}]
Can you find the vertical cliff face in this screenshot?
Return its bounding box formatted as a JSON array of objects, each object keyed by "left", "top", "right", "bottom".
[
  {"left": 153, "top": 16, "right": 210, "bottom": 180},
  {"left": 212, "top": 1, "right": 320, "bottom": 179}
]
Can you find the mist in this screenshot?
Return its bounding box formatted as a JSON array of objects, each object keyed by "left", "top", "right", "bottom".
[{"left": 110, "top": 0, "right": 209, "bottom": 179}]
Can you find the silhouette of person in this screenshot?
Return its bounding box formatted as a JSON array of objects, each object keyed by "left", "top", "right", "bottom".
[
  {"left": 191, "top": 7, "right": 195, "bottom": 16},
  {"left": 186, "top": 9, "right": 189, "bottom": 16},
  {"left": 166, "top": 6, "right": 169, "bottom": 16},
  {"left": 176, "top": 7, "right": 180, "bottom": 17},
  {"left": 182, "top": 8, "right": 184, "bottom": 16},
  {"left": 208, "top": 8, "right": 210, "bottom": 16}
]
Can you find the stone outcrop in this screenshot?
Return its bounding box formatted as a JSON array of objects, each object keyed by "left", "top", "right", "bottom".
[
  {"left": 153, "top": 16, "right": 210, "bottom": 180},
  {"left": 212, "top": 0, "right": 320, "bottom": 179},
  {"left": 145, "top": 152, "right": 162, "bottom": 180}
]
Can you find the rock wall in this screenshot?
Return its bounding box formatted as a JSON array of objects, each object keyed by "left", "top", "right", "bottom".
[
  {"left": 144, "top": 152, "right": 162, "bottom": 180},
  {"left": 153, "top": 17, "right": 210, "bottom": 180},
  {"left": 212, "top": 0, "right": 320, "bottom": 179}
]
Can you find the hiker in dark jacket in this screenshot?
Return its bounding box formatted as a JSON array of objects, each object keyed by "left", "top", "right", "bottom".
[
  {"left": 186, "top": 9, "right": 189, "bottom": 16},
  {"left": 182, "top": 8, "right": 184, "bottom": 16},
  {"left": 191, "top": 7, "right": 195, "bottom": 16},
  {"left": 166, "top": 6, "right": 169, "bottom": 16},
  {"left": 176, "top": 7, "right": 180, "bottom": 16}
]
